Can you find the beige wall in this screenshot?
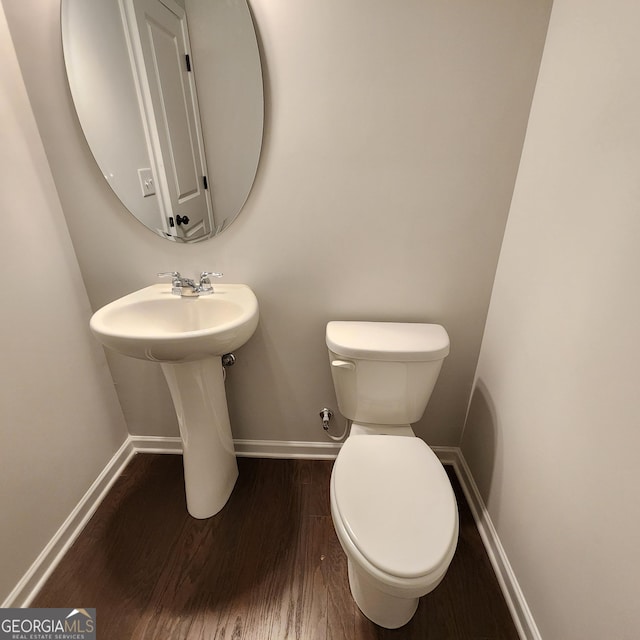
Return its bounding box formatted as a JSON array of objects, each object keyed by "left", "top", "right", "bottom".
[
  {"left": 0, "top": 4, "right": 128, "bottom": 604},
  {"left": 3, "top": 0, "right": 552, "bottom": 446},
  {"left": 462, "top": 0, "right": 640, "bottom": 637}
]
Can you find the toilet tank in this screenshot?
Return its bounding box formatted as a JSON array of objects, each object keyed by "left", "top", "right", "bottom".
[{"left": 326, "top": 321, "right": 449, "bottom": 425}]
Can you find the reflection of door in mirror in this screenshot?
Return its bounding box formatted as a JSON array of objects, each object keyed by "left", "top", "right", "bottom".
[
  {"left": 121, "top": 0, "right": 213, "bottom": 241},
  {"left": 62, "top": 0, "right": 263, "bottom": 243}
]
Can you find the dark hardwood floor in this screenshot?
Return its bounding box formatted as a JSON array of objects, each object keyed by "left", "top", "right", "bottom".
[{"left": 33, "top": 454, "right": 519, "bottom": 639}]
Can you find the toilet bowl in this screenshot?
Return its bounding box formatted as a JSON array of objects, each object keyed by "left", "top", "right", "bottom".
[{"left": 326, "top": 321, "right": 459, "bottom": 629}]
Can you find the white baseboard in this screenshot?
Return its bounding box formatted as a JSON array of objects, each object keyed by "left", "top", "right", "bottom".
[
  {"left": 131, "top": 438, "right": 462, "bottom": 462},
  {"left": 131, "top": 435, "right": 342, "bottom": 459},
  {"left": 3, "top": 438, "right": 136, "bottom": 608},
  {"left": 447, "top": 449, "right": 541, "bottom": 640},
  {"left": 233, "top": 438, "right": 342, "bottom": 459},
  {"left": 128, "top": 435, "right": 183, "bottom": 454},
  {"left": 431, "top": 445, "right": 460, "bottom": 465},
  {"left": 5, "top": 435, "right": 539, "bottom": 640}
]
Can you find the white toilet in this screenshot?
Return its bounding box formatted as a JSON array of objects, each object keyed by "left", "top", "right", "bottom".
[{"left": 326, "top": 321, "right": 459, "bottom": 629}]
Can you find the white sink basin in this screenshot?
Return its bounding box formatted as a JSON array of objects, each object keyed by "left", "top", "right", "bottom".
[{"left": 90, "top": 283, "right": 259, "bottom": 362}]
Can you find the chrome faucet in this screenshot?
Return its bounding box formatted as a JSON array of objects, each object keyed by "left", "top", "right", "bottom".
[{"left": 158, "top": 271, "right": 223, "bottom": 296}]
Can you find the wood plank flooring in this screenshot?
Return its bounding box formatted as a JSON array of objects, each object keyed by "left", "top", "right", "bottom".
[{"left": 33, "top": 454, "right": 519, "bottom": 639}]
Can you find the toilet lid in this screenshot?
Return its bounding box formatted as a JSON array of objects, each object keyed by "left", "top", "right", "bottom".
[
  {"left": 326, "top": 321, "right": 450, "bottom": 362},
  {"left": 332, "top": 436, "right": 458, "bottom": 579}
]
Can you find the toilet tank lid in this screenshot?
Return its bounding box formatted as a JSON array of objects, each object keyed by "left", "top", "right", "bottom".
[{"left": 326, "top": 321, "right": 450, "bottom": 362}]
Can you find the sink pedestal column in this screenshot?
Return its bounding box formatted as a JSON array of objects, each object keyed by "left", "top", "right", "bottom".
[{"left": 161, "top": 356, "right": 238, "bottom": 519}]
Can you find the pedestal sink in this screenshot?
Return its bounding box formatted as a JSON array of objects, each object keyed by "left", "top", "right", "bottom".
[{"left": 90, "top": 283, "right": 259, "bottom": 518}]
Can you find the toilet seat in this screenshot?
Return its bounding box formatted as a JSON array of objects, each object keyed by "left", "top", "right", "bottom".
[{"left": 332, "top": 435, "right": 458, "bottom": 581}]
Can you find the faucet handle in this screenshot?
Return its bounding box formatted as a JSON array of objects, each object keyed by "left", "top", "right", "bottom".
[
  {"left": 158, "top": 271, "right": 183, "bottom": 295},
  {"left": 199, "top": 271, "right": 223, "bottom": 294}
]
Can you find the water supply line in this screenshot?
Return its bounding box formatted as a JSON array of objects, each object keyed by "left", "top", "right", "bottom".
[
  {"left": 319, "top": 407, "right": 349, "bottom": 442},
  {"left": 221, "top": 353, "right": 235, "bottom": 381}
]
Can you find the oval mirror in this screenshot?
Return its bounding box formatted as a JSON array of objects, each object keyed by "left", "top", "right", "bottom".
[{"left": 61, "top": 0, "right": 264, "bottom": 242}]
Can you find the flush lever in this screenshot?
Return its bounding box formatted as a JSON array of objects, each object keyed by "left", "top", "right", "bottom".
[{"left": 331, "top": 359, "right": 355, "bottom": 371}]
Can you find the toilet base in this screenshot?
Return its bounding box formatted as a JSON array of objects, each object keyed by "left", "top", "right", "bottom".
[{"left": 347, "top": 559, "right": 419, "bottom": 629}]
